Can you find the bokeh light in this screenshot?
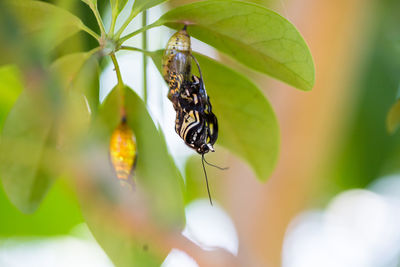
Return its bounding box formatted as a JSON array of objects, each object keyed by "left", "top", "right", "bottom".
[{"left": 282, "top": 175, "right": 400, "bottom": 267}]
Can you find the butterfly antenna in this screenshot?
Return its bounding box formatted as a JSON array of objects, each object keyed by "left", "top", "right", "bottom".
[
  {"left": 202, "top": 154, "right": 213, "bottom": 206},
  {"left": 203, "top": 156, "right": 229, "bottom": 170}
]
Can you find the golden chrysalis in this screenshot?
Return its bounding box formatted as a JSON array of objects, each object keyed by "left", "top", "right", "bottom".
[{"left": 109, "top": 119, "right": 137, "bottom": 188}]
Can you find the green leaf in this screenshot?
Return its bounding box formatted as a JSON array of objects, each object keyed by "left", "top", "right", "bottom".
[
  {"left": 0, "top": 178, "right": 84, "bottom": 237},
  {"left": 83, "top": 196, "right": 162, "bottom": 267},
  {"left": 51, "top": 51, "right": 100, "bottom": 113},
  {"left": 51, "top": 54, "right": 97, "bottom": 150},
  {"left": 110, "top": 0, "right": 128, "bottom": 14},
  {"left": 81, "top": 0, "right": 97, "bottom": 6},
  {"left": 72, "top": 57, "right": 100, "bottom": 116},
  {"left": 101, "top": 87, "right": 185, "bottom": 225},
  {"left": 0, "top": 54, "right": 96, "bottom": 216},
  {"left": 0, "top": 65, "right": 24, "bottom": 128},
  {"left": 132, "top": 0, "right": 168, "bottom": 14},
  {"left": 51, "top": 52, "right": 95, "bottom": 89},
  {"left": 157, "top": 0, "right": 315, "bottom": 91},
  {"left": 4, "top": 0, "right": 84, "bottom": 51},
  {"left": 151, "top": 51, "right": 279, "bottom": 181},
  {"left": 0, "top": 66, "right": 36, "bottom": 216},
  {"left": 84, "top": 210, "right": 162, "bottom": 267},
  {"left": 387, "top": 100, "right": 400, "bottom": 134},
  {"left": 0, "top": 89, "right": 56, "bottom": 213},
  {"left": 386, "top": 84, "right": 400, "bottom": 134},
  {"left": 0, "top": 65, "right": 65, "bottom": 214},
  {"left": 1, "top": 67, "right": 82, "bottom": 233},
  {"left": 80, "top": 87, "right": 185, "bottom": 266}
]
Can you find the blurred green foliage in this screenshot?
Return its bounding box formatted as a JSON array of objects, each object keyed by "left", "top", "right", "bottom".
[
  {"left": 0, "top": 89, "right": 55, "bottom": 213},
  {"left": 131, "top": 0, "right": 168, "bottom": 14},
  {"left": 0, "top": 66, "right": 23, "bottom": 127},
  {"left": 0, "top": 179, "right": 84, "bottom": 237},
  {"left": 324, "top": 0, "right": 400, "bottom": 195},
  {"left": 0, "top": 66, "right": 83, "bottom": 236},
  {"left": 386, "top": 86, "right": 400, "bottom": 134}
]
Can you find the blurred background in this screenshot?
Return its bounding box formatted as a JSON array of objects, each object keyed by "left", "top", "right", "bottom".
[{"left": 1, "top": 0, "right": 400, "bottom": 266}]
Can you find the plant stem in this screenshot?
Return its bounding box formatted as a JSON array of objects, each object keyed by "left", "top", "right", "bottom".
[
  {"left": 90, "top": 3, "right": 106, "bottom": 36},
  {"left": 110, "top": 53, "right": 124, "bottom": 86},
  {"left": 115, "top": 9, "right": 140, "bottom": 39},
  {"left": 119, "top": 21, "right": 161, "bottom": 44},
  {"left": 119, "top": 46, "right": 153, "bottom": 56},
  {"left": 142, "top": 11, "right": 148, "bottom": 105},
  {"left": 109, "top": 9, "right": 117, "bottom": 36},
  {"left": 80, "top": 23, "right": 101, "bottom": 41},
  {"left": 110, "top": 53, "right": 126, "bottom": 117}
]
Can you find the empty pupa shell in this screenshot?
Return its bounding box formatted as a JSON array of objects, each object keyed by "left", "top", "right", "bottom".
[
  {"left": 109, "top": 120, "right": 137, "bottom": 188},
  {"left": 162, "top": 27, "right": 192, "bottom": 84}
]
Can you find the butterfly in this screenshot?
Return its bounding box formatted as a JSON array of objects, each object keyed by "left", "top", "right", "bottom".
[{"left": 163, "top": 26, "right": 226, "bottom": 205}]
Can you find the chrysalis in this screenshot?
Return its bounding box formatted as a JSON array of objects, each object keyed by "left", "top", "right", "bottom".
[
  {"left": 162, "top": 26, "right": 192, "bottom": 105},
  {"left": 109, "top": 118, "right": 137, "bottom": 188}
]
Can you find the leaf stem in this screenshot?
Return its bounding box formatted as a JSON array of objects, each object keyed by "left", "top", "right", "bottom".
[
  {"left": 115, "top": 9, "right": 140, "bottom": 39},
  {"left": 142, "top": 10, "right": 148, "bottom": 104},
  {"left": 109, "top": 9, "right": 118, "bottom": 35},
  {"left": 80, "top": 23, "right": 101, "bottom": 41},
  {"left": 89, "top": 2, "right": 106, "bottom": 36},
  {"left": 118, "top": 46, "right": 153, "bottom": 56},
  {"left": 119, "top": 21, "right": 161, "bottom": 44}
]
